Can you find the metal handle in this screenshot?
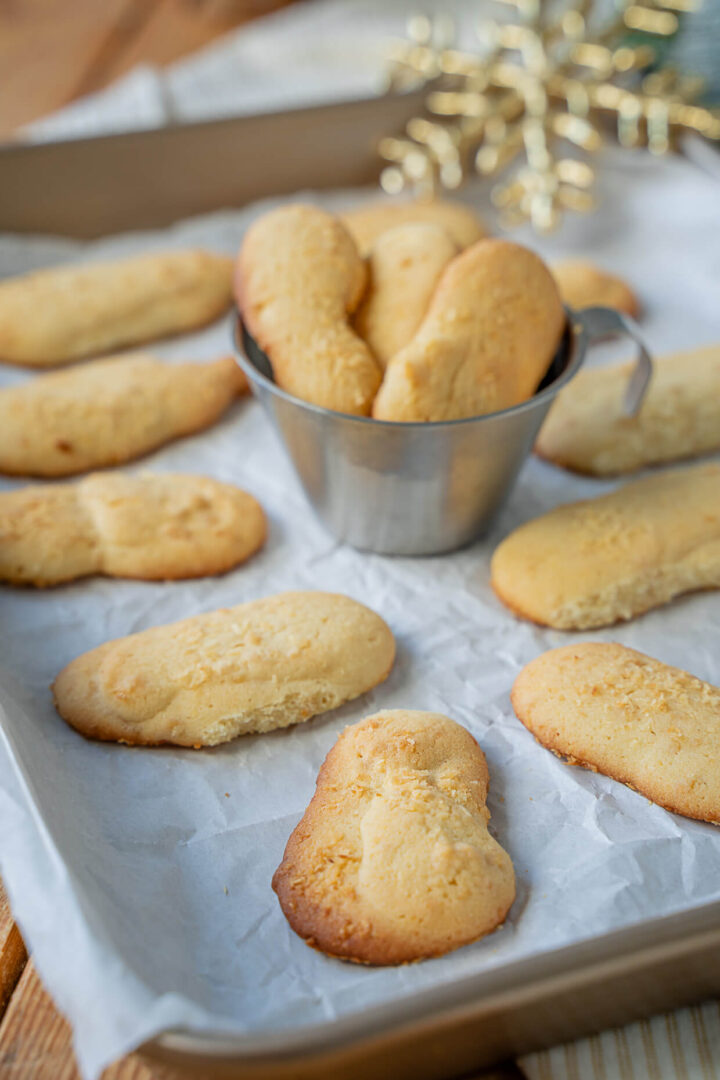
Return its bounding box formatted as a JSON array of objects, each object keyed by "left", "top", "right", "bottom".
[{"left": 573, "top": 306, "right": 653, "bottom": 416}]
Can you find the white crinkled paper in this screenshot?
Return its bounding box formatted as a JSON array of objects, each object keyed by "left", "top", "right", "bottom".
[{"left": 1, "top": 148, "right": 720, "bottom": 1080}]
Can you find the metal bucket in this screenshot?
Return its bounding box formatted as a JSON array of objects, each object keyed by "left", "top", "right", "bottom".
[{"left": 233, "top": 306, "right": 651, "bottom": 556}]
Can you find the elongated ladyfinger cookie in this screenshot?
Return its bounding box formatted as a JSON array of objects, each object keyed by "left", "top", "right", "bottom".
[
  {"left": 53, "top": 592, "right": 395, "bottom": 747},
  {"left": 536, "top": 344, "right": 720, "bottom": 475},
  {"left": 372, "top": 240, "right": 565, "bottom": 422},
  {"left": 491, "top": 463, "right": 720, "bottom": 630},
  {"left": 512, "top": 643, "right": 720, "bottom": 823},
  {"left": 353, "top": 223, "right": 458, "bottom": 368},
  {"left": 236, "top": 205, "right": 381, "bottom": 415},
  {"left": 0, "top": 354, "right": 246, "bottom": 477},
  {"left": 0, "top": 473, "right": 266, "bottom": 587},
  {"left": 273, "top": 710, "right": 515, "bottom": 965},
  {"left": 342, "top": 198, "right": 486, "bottom": 254},
  {"left": 551, "top": 260, "right": 639, "bottom": 317},
  {"left": 0, "top": 250, "right": 234, "bottom": 367}
]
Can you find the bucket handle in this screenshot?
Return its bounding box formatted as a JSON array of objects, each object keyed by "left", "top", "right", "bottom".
[{"left": 572, "top": 306, "right": 653, "bottom": 416}]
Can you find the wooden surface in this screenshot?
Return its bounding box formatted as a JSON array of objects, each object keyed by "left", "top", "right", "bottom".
[
  {"left": 0, "top": 882, "right": 27, "bottom": 1018},
  {"left": 0, "top": 0, "right": 295, "bottom": 138},
  {"left": 0, "top": 877, "right": 523, "bottom": 1078},
  {"left": 0, "top": 960, "right": 154, "bottom": 1079}
]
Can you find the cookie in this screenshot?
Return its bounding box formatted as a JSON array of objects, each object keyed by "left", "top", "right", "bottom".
[
  {"left": 551, "top": 260, "right": 639, "bottom": 317},
  {"left": 0, "top": 473, "right": 266, "bottom": 587},
  {"left": 0, "top": 354, "right": 246, "bottom": 477},
  {"left": 536, "top": 344, "right": 720, "bottom": 475},
  {"left": 372, "top": 239, "right": 565, "bottom": 422},
  {"left": 512, "top": 643, "right": 720, "bottom": 824},
  {"left": 491, "top": 463, "right": 720, "bottom": 630},
  {"left": 342, "top": 198, "right": 486, "bottom": 254},
  {"left": 0, "top": 250, "right": 234, "bottom": 367},
  {"left": 53, "top": 592, "right": 395, "bottom": 747},
  {"left": 235, "top": 204, "right": 381, "bottom": 415},
  {"left": 272, "top": 709, "right": 515, "bottom": 965},
  {"left": 353, "top": 223, "right": 458, "bottom": 369}
]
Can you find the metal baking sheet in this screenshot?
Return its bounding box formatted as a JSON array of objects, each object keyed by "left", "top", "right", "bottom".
[
  {"left": 1, "top": 96, "right": 720, "bottom": 1080},
  {"left": 0, "top": 91, "right": 426, "bottom": 238}
]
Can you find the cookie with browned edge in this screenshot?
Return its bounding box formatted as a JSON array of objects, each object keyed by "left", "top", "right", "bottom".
[
  {"left": 0, "top": 353, "right": 246, "bottom": 477},
  {"left": 273, "top": 709, "right": 515, "bottom": 965},
  {"left": 0, "top": 473, "right": 266, "bottom": 587},
  {"left": 53, "top": 592, "right": 395, "bottom": 748},
  {"left": 512, "top": 642, "right": 720, "bottom": 823},
  {"left": 491, "top": 463, "right": 720, "bottom": 630}
]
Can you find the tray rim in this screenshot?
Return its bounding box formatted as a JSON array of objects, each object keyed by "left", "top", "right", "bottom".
[
  {"left": 145, "top": 894, "right": 720, "bottom": 1062},
  {"left": 0, "top": 87, "right": 422, "bottom": 158},
  {"left": 2, "top": 88, "right": 720, "bottom": 1073}
]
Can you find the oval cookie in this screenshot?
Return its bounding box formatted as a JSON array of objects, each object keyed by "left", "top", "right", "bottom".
[
  {"left": 236, "top": 204, "right": 381, "bottom": 416},
  {"left": 512, "top": 643, "right": 720, "bottom": 823},
  {"left": 491, "top": 463, "right": 720, "bottom": 630},
  {"left": 536, "top": 344, "right": 720, "bottom": 475},
  {"left": 551, "top": 260, "right": 639, "bottom": 317},
  {"left": 342, "top": 198, "right": 486, "bottom": 254},
  {"left": 0, "top": 250, "right": 234, "bottom": 367},
  {"left": 372, "top": 239, "right": 565, "bottom": 422},
  {"left": 0, "top": 473, "right": 266, "bottom": 587},
  {"left": 0, "top": 354, "right": 246, "bottom": 478},
  {"left": 53, "top": 592, "right": 395, "bottom": 747},
  {"left": 273, "top": 709, "right": 515, "bottom": 965},
  {"left": 353, "top": 222, "right": 458, "bottom": 369}
]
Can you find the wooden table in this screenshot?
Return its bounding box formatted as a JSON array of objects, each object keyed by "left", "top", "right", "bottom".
[
  {"left": 0, "top": 881, "right": 156, "bottom": 1078},
  {"left": 0, "top": 879, "right": 526, "bottom": 1077},
  {"left": 0, "top": 0, "right": 295, "bottom": 138}
]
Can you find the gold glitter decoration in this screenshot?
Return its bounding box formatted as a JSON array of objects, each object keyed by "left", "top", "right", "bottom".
[{"left": 381, "top": 1, "right": 720, "bottom": 231}]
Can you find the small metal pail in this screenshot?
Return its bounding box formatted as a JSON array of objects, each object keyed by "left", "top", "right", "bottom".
[{"left": 233, "top": 306, "right": 651, "bottom": 556}]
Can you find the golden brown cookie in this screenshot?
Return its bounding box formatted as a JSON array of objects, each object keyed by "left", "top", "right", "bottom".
[
  {"left": 0, "top": 473, "right": 266, "bottom": 587},
  {"left": 353, "top": 222, "right": 458, "bottom": 368},
  {"left": 372, "top": 239, "right": 565, "bottom": 422},
  {"left": 273, "top": 709, "right": 515, "bottom": 965},
  {"left": 536, "top": 344, "right": 720, "bottom": 475},
  {"left": 235, "top": 204, "right": 381, "bottom": 415},
  {"left": 0, "top": 354, "right": 247, "bottom": 477},
  {"left": 512, "top": 643, "right": 720, "bottom": 824},
  {"left": 551, "top": 260, "right": 639, "bottom": 317},
  {"left": 53, "top": 592, "right": 395, "bottom": 747},
  {"left": 0, "top": 250, "right": 234, "bottom": 367},
  {"left": 342, "top": 198, "right": 486, "bottom": 254},
  {"left": 491, "top": 463, "right": 720, "bottom": 630}
]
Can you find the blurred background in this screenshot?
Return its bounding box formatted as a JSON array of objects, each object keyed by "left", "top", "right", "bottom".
[{"left": 2, "top": 0, "right": 718, "bottom": 145}]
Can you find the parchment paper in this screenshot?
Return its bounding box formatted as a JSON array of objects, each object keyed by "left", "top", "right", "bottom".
[{"left": 1, "top": 147, "right": 720, "bottom": 1080}]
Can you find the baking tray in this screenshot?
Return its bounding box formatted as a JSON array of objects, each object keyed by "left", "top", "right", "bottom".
[
  {"left": 143, "top": 901, "right": 720, "bottom": 1078},
  {"left": 1, "top": 93, "right": 719, "bottom": 1079},
  {"left": 0, "top": 90, "right": 427, "bottom": 237}
]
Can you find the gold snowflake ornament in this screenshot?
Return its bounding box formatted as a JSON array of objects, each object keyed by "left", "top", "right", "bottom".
[{"left": 381, "top": 1, "right": 720, "bottom": 231}]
